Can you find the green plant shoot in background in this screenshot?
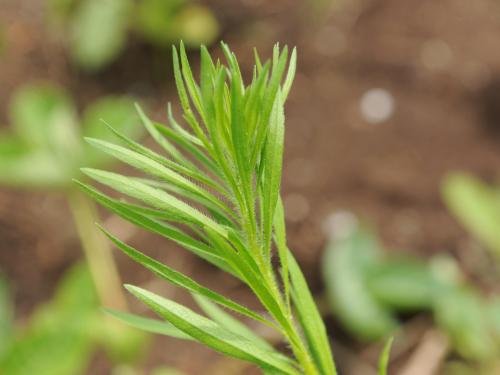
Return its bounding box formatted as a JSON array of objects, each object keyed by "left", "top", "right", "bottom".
[
  {"left": 48, "top": 0, "right": 219, "bottom": 71},
  {"left": 0, "top": 85, "right": 148, "bottom": 373},
  {"left": 0, "top": 83, "right": 144, "bottom": 309},
  {"left": 0, "top": 263, "right": 148, "bottom": 375},
  {"left": 321, "top": 216, "right": 500, "bottom": 372},
  {"left": 442, "top": 172, "right": 500, "bottom": 260},
  {"left": 78, "top": 42, "right": 348, "bottom": 375}
]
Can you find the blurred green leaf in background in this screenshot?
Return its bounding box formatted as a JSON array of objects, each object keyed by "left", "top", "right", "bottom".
[
  {"left": 0, "top": 83, "right": 148, "bottom": 374},
  {"left": 70, "top": 0, "right": 133, "bottom": 71},
  {"left": 48, "top": 0, "right": 219, "bottom": 71},
  {"left": 0, "top": 83, "right": 139, "bottom": 189},
  {"left": 442, "top": 172, "right": 500, "bottom": 259},
  {"left": 0, "top": 263, "right": 147, "bottom": 375},
  {"left": 322, "top": 217, "right": 500, "bottom": 365}
]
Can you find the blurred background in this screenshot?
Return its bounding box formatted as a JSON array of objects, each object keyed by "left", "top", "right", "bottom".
[{"left": 2, "top": 0, "right": 500, "bottom": 374}]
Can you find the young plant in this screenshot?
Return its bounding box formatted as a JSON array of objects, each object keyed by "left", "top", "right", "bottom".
[{"left": 79, "top": 42, "right": 338, "bottom": 374}]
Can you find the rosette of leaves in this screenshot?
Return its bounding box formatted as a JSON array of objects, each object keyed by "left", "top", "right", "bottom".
[{"left": 78, "top": 42, "right": 341, "bottom": 374}]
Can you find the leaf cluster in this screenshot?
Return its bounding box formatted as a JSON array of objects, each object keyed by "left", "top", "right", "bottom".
[{"left": 80, "top": 42, "right": 337, "bottom": 374}]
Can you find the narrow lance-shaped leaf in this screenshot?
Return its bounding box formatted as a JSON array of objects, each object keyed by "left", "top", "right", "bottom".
[
  {"left": 104, "top": 309, "right": 192, "bottom": 340},
  {"left": 102, "top": 120, "right": 225, "bottom": 194},
  {"left": 289, "top": 253, "right": 337, "bottom": 375},
  {"left": 192, "top": 294, "right": 274, "bottom": 351},
  {"left": 85, "top": 137, "right": 235, "bottom": 220},
  {"left": 135, "top": 104, "right": 188, "bottom": 165},
  {"left": 261, "top": 90, "right": 285, "bottom": 262},
  {"left": 81, "top": 168, "right": 226, "bottom": 237},
  {"left": 179, "top": 41, "right": 205, "bottom": 124},
  {"left": 167, "top": 103, "right": 203, "bottom": 146},
  {"left": 74, "top": 180, "right": 232, "bottom": 273},
  {"left": 126, "top": 285, "right": 301, "bottom": 375},
  {"left": 250, "top": 45, "right": 288, "bottom": 167},
  {"left": 282, "top": 48, "right": 297, "bottom": 102},
  {"left": 274, "top": 196, "right": 290, "bottom": 310},
  {"left": 100, "top": 227, "right": 272, "bottom": 327},
  {"left": 136, "top": 177, "right": 237, "bottom": 228}
]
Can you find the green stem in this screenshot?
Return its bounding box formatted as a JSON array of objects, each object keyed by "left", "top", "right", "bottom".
[
  {"left": 67, "top": 188, "right": 127, "bottom": 310},
  {"left": 272, "top": 286, "right": 319, "bottom": 375},
  {"left": 253, "top": 257, "right": 319, "bottom": 374}
]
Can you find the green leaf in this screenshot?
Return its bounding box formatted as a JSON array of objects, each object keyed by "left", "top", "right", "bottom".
[
  {"left": 192, "top": 294, "right": 274, "bottom": 351},
  {"left": 85, "top": 137, "right": 234, "bottom": 219},
  {"left": 126, "top": 285, "right": 300, "bottom": 374},
  {"left": 9, "top": 84, "right": 79, "bottom": 149},
  {"left": 229, "top": 62, "right": 250, "bottom": 183},
  {"left": 250, "top": 45, "right": 289, "bottom": 166},
  {"left": 0, "top": 263, "right": 98, "bottom": 375},
  {"left": 102, "top": 121, "right": 224, "bottom": 195},
  {"left": 273, "top": 197, "right": 290, "bottom": 309},
  {"left": 0, "top": 146, "right": 70, "bottom": 188},
  {"left": 1, "top": 83, "right": 82, "bottom": 187},
  {"left": 81, "top": 96, "right": 141, "bottom": 166},
  {"left": 81, "top": 168, "right": 226, "bottom": 236},
  {"left": 135, "top": 104, "right": 189, "bottom": 166},
  {"left": 70, "top": 0, "right": 132, "bottom": 70},
  {"left": 105, "top": 309, "right": 192, "bottom": 340},
  {"left": 179, "top": 41, "right": 204, "bottom": 122},
  {"left": 367, "top": 260, "right": 439, "bottom": 311},
  {"left": 100, "top": 227, "right": 271, "bottom": 326},
  {"left": 322, "top": 227, "right": 397, "bottom": 341},
  {"left": 135, "top": 0, "right": 184, "bottom": 46},
  {"left": 289, "top": 254, "right": 337, "bottom": 375},
  {"left": 282, "top": 48, "right": 297, "bottom": 101},
  {"left": 74, "top": 180, "right": 231, "bottom": 272},
  {"left": 378, "top": 337, "right": 393, "bottom": 375},
  {"left": 442, "top": 173, "right": 500, "bottom": 258},
  {"left": 261, "top": 90, "right": 285, "bottom": 259},
  {"left": 200, "top": 45, "right": 215, "bottom": 117},
  {"left": 155, "top": 117, "right": 222, "bottom": 179},
  {"left": 434, "top": 287, "right": 498, "bottom": 361}
]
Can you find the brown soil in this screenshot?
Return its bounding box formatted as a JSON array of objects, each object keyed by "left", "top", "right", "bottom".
[{"left": 1, "top": 0, "right": 500, "bottom": 374}]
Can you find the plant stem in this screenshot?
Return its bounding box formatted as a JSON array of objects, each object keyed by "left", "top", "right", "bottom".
[
  {"left": 254, "top": 256, "right": 319, "bottom": 374},
  {"left": 276, "top": 289, "right": 320, "bottom": 375},
  {"left": 67, "top": 188, "right": 127, "bottom": 310}
]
